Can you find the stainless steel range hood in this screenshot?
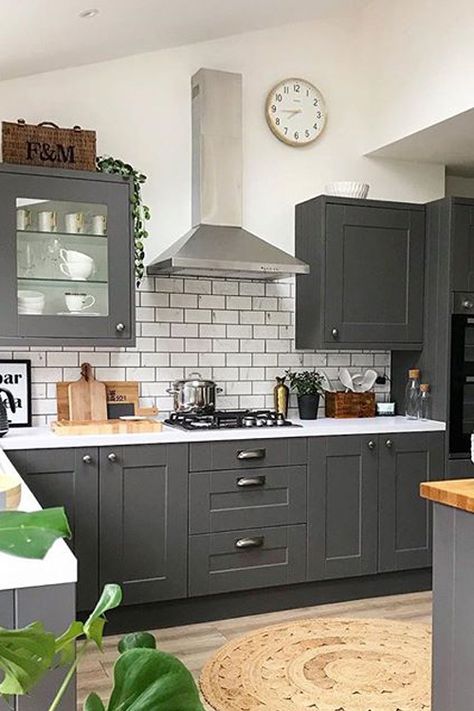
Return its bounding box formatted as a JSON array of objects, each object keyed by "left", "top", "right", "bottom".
[{"left": 147, "top": 68, "right": 309, "bottom": 281}]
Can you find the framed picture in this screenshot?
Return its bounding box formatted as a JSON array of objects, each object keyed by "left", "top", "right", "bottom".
[{"left": 0, "top": 360, "right": 32, "bottom": 427}]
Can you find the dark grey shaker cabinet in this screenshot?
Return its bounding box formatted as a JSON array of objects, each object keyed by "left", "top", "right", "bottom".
[
  {"left": 189, "top": 524, "right": 307, "bottom": 597},
  {"left": 0, "top": 164, "right": 134, "bottom": 347},
  {"left": 99, "top": 444, "right": 187, "bottom": 606},
  {"left": 307, "top": 435, "right": 378, "bottom": 580},
  {"left": 8, "top": 447, "right": 99, "bottom": 611},
  {"left": 452, "top": 201, "right": 474, "bottom": 291},
  {"left": 378, "top": 431, "right": 444, "bottom": 572},
  {"left": 189, "top": 465, "right": 307, "bottom": 533},
  {"left": 295, "top": 195, "right": 425, "bottom": 350},
  {"left": 189, "top": 438, "right": 307, "bottom": 471}
]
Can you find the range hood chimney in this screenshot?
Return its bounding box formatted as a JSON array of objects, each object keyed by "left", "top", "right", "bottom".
[{"left": 147, "top": 68, "right": 309, "bottom": 280}]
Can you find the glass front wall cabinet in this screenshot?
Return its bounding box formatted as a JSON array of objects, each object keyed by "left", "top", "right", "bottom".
[{"left": 0, "top": 165, "right": 134, "bottom": 346}]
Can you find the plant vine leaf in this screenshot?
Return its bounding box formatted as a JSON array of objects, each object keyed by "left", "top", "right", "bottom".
[
  {"left": 0, "top": 622, "right": 56, "bottom": 696},
  {"left": 84, "top": 584, "right": 122, "bottom": 650}
]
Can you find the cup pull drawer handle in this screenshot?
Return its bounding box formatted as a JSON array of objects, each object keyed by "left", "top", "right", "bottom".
[
  {"left": 237, "top": 476, "right": 266, "bottom": 488},
  {"left": 237, "top": 448, "right": 266, "bottom": 460},
  {"left": 235, "top": 536, "right": 264, "bottom": 550}
]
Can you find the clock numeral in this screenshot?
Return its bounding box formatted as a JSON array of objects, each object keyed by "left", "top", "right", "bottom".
[
  {"left": 284, "top": 127, "right": 288, "bottom": 135},
  {"left": 294, "top": 83, "right": 300, "bottom": 93},
  {"left": 313, "top": 123, "right": 319, "bottom": 130},
  {"left": 313, "top": 99, "right": 319, "bottom": 106},
  {"left": 284, "top": 86, "right": 289, "bottom": 94},
  {"left": 305, "top": 129, "right": 310, "bottom": 138},
  {"left": 275, "top": 93, "right": 282, "bottom": 102},
  {"left": 271, "top": 105, "right": 276, "bottom": 113},
  {"left": 275, "top": 117, "right": 280, "bottom": 125},
  {"left": 306, "top": 89, "right": 310, "bottom": 97},
  {"left": 294, "top": 131, "right": 299, "bottom": 140},
  {"left": 316, "top": 111, "right": 322, "bottom": 119}
]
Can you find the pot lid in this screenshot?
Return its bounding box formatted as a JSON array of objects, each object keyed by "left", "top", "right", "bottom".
[{"left": 173, "top": 372, "right": 217, "bottom": 387}]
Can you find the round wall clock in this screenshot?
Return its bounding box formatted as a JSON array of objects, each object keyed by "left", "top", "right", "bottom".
[{"left": 265, "top": 78, "right": 327, "bottom": 147}]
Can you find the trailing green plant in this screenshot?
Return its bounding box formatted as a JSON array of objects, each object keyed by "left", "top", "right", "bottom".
[
  {"left": 0, "top": 508, "right": 204, "bottom": 711},
  {"left": 96, "top": 156, "right": 151, "bottom": 287},
  {"left": 285, "top": 369, "right": 325, "bottom": 397}
]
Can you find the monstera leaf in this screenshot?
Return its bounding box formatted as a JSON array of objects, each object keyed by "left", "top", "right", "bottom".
[
  {"left": 0, "top": 622, "right": 56, "bottom": 696},
  {"left": 0, "top": 508, "right": 71, "bottom": 559},
  {"left": 84, "top": 584, "right": 122, "bottom": 650},
  {"left": 84, "top": 636, "right": 204, "bottom": 711}
]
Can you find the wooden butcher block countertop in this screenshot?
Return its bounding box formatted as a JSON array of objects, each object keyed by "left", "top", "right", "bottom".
[{"left": 420, "top": 479, "right": 474, "bottom": 513}]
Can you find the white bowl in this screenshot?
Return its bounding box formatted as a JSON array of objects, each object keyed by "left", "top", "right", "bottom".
[
  {"left": 18, "top": 290, "right": 45, "bottom": 301},
  {"left": 325, "top": 181, "right": 370, "bottom": 199}
]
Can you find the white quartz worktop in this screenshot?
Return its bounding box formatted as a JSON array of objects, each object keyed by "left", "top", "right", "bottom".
[
  {"left": 0, "top": 448, "right": 77, "bottom": 592},
  {"left": 0, "top": 416, "right": 445, "bottom": 450}
]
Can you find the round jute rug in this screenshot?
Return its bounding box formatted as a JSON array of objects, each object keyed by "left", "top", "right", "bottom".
[{"left": 200, "top": 617, "right": 431, "bottom": 711}]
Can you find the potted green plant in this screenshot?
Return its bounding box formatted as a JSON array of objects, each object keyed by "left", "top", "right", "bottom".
[
  {"left": 0, "top": 508, "right": 204, "bottom": 711},
  {"left": 285, "top": 369, "right": 325, "bottom": 420}
]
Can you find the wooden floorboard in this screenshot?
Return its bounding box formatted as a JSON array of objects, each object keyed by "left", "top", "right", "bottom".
[{"left": 76, "top": 591, "right": 432, "bottom": 708}]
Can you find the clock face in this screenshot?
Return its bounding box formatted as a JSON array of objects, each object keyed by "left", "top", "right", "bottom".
[{"left": 265, "top": 78, "right": 327, "bottom": 146}]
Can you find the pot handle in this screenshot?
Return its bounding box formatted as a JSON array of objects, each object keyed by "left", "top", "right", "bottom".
[
  {"left": 187, "top": 371, "right": 203, "bottom": 379},
  {"left": 166, "top": 387, "right": 178, "bottom": 394}
]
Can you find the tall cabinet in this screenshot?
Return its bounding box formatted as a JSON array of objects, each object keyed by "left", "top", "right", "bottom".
[{"left": 0, "top": 164, "right": 135, "bottom": 346}]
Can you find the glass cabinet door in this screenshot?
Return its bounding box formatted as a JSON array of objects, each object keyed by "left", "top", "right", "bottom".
[{"left": 0, "top": 169, "right": 133, "bottom": 344}]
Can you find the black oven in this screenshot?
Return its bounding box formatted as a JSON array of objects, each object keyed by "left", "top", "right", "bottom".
[{"left": 450, "top": 305, "right": 474, "bottom": 455}]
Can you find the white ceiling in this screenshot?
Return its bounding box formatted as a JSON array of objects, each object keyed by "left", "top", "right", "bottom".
[
  {"left": 0, "top": 0, "right": 364, "bottom": 81},
  {"left": 366, "top": 108, "right": 474, "bottom": 176}
]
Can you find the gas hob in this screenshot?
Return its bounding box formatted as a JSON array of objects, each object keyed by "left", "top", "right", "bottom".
[{"left": 164, "top": 409, "right": 298, "bottom": 431}]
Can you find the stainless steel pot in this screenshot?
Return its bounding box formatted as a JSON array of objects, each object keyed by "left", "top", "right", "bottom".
[{"left": 167, "top": 372, "right": 223, "bottom": 413}]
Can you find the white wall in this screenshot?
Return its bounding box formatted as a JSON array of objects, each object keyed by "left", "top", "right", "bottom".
[
  {"left": 363, "top": 0, "right": 474, "bottom": 152},
  {"left": 446, "top": 175, "right": 474, "bottom": 197},
  {"left": 0, "top": 14, "right": 444, "bottom": 261}
]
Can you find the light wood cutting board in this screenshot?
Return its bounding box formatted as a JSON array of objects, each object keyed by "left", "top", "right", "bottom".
[
  {"left": 68, "top": 363, "right": 108, "bottom": 421},
  {"left": 57, "top": 380, "right": 142, "bottom": 421}
]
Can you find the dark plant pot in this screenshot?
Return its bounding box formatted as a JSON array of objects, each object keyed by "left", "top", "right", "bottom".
[{"left": 297, "top": 394, "right": 320, "bottom": 420}]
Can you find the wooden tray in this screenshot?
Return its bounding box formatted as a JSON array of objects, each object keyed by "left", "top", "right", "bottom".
[
  {"left": 325, "top": 391, "right": 376, "bottom": 418},
  {"left": 57, "top": 381, "right": 153, "bottom": 420},
  {"left": 51, "top": 419, "right": 163, "bottom": 436}
]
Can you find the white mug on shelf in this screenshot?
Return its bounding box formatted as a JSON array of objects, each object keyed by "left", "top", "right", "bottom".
[
  {"left": 59, "top": 249, "right": 95, "bottom": 280},
  {"left": 38, "top": 210, "right": 58, "bottom": 233},
  {"left": 65, "top": 212, "right": 86, "bottom": 234},
  {"left": 16, "top": 209, "right": 31, "bottom": 231},
  {"left": 92, "top": 214, "right": 107, "bottom": 236},
  {"left": 65, "top": 292, "right": 96, "bottom": 312}
]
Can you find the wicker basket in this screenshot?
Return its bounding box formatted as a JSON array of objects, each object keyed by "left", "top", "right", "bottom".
[
  {"left": 2, "top": 119, "right": 96, "bottom": 171},
  {"left": 325, "top": 391, "right": 376, "bottom": 418}
]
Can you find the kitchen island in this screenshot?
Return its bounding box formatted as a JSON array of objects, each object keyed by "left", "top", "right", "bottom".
[
  {"left": 0, "top": 448, "right": 77, "bottom": 710},
  {"left": 421, "top": 478, "right": 474, "bottom": 711}
]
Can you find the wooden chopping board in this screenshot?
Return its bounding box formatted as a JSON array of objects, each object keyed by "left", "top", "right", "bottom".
[
  {"left": 68, "top": 363, "right": 108, "bottom": 421},
  {"left": 57, "top": 380, "right": 143, "bottom": 421}
]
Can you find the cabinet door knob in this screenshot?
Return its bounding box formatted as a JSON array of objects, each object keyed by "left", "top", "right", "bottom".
[
  {"left": 463, "top": 299, "right": 474, "bottom": 310},
  {"left": 385, "top": 439, "right": 393, "bottom": 449},
  {"left": 367, "top": 440, "right": 376, "bottom": 450},
  {"left": 331, "top": 327, "right": 339, "bottom": 339},
  {"left": 115, "top": 322, "right": 125, "bottom": 332},
  {"left": 82, "top": 454, "right": 92, "bottom": 464},
  {"left": 235, "top": 536, "right": 264, "bottom": 550},
  {"left": 107, "top": 452, "right": 118, "bottom": 462}
]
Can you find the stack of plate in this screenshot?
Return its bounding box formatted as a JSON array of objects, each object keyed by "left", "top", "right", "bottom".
[{"left": 18, "top": 290, "right": 45, "bottom": 315}]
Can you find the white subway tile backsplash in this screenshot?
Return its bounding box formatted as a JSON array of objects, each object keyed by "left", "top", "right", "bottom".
[{"left": 16, "top": 275, "right": 390, "bottom": 419}]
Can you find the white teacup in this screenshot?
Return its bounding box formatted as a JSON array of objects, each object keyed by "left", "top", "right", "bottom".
[
  {"left": 60, "top": 248, "right": 93, "bottom": 264},
  {"left": 65, "top": 212, "right": 86, "bottom": 234},
  {"left": 65, "top": 292, "right": 95, "bottom": 312},
  {"left": 60, "top": 261, "right": 94, "bottom": 280}
]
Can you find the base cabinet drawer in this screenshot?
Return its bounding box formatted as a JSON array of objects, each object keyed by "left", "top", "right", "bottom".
[
  {"left": 188, "top": 525, "right": 307, "bottom": 596},
  {"left": 189, "top": 466, "right": 307, "bottom": 533},
  {"left": 190, "top": 438, "right": 307, "bottom": 472}
]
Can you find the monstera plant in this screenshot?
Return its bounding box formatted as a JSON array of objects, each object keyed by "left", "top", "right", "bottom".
[{"left": 0, "top": 508, "right": 204, "bottom": 711}]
